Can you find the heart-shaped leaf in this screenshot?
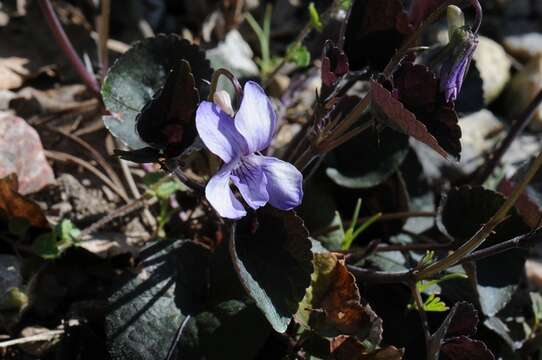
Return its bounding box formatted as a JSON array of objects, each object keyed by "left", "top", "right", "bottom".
[
  {"left": 326, "top": 127, "right": 409, "bottom": 189},
  {"left": 429, "top": 302, "right": 493, "bottom": 360},
  {"left": 230, "top": 207, "right": 313, "bottom": 333},
  {"left": 135, "top": 60, "right": 199, "bottom": 157},
  {"left": 106, "top": 241, "right": 195, "bottom": 360},
  {"left": 101, "top": 34, "right": 212, "bottom": 151},
  {"left": 371, "top": 80, "right": 449, "bottom": 159},
  {"left": 344, "top": 0, "right": 411, "bottom": 71},
  {"left": 437, "top": 187, "right": 529, "bottom": 316}
]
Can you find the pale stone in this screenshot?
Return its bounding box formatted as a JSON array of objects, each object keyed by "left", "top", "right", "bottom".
[
  {"left": 503, "top": 55, "right": 542, "bottom": 130},
  {"left": 504, "top": 32, "right": 542, "bottom": 61},
  {"left": 472, "top": 36, "right": 512, "bottom": 104}
]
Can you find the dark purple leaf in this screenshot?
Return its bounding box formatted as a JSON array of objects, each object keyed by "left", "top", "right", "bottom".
[
  {"left": 441, "top": 336, "right": 495, "bottom": 360},
  {"left": 321, "top": 40, "right": 349, "bottom": 88},
  {"left": 136, "top": 60, "right": 199, "bottom": 157},
  {"left": 344, "top": 0, "right": 412, "bottom": 71}
]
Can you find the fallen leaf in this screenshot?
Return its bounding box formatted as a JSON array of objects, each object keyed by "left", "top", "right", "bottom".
[
  {"left": 0, "top": 175, "right": 48, "bottom": 228},
  {"left": 0, "top": 112, "right": 54, "bottom": 194},
  {"left": 297, "top": 252, "right": 383, "bottom": 342}
]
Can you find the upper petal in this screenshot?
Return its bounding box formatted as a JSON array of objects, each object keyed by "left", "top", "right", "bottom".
[
  {"left": 196, "top": 101, "right": 247, "bottom": 162},
  {"left": 230, "top": 155, "right": 269, "bottom": 210},
  {"left": 205, "top": 165, "right": 246, "bottom": 219},
  {"left": 234, "top": 81, "right": 277, "bottom": 154},
  {"left": 253, "top": 156, "right": 303, "bottom": 210}
]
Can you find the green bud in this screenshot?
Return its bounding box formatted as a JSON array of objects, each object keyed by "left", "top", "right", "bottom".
[{"left": 447, "top": 5, "right": 465, "bottom": 41}]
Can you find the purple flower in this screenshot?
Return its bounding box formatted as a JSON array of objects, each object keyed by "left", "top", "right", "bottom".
[
  {"left": 196, "top": 81, "right": 303, "bottom": 219},
  {"left": 439, "top": 27, "right": 479, "bottom": 103}
]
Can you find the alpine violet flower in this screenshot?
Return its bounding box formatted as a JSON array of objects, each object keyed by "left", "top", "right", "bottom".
[
  {"left": 196, "top": 81, "right": 303, "bottom": 219},
  {"left": 438, "top": 26, "right": 478, "bottom": 103}
]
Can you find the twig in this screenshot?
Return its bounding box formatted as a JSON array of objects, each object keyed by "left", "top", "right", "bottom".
[
  {"left": 43, "top": 126, "right": 126, "bottom": 196},
  {"left": 90, "top": 32, "right": 129, "bottom": 53},
  {"left": 164, "top": 315, "right": 192, "bottom": 360},
  {"left": 411, "top": 282, "right": 432, "bottom": 359},
  {"left": 45, "top": 150, "right": 130, "bottom": 203},
  {"left": 415, "top": 149, "right": 542, "bottom": 280},
  {"left": 0, "top": 330, "right": 64, "bottom": 348},
  {"left": 77, "top": 194, "right": 153, "bottom": 239},
  {"left": 97, "top": 0, "right": 111, "bottom": 79},
  {"left": 474, "top": 89, "right": 542, "bottom": 185},
  {"left": 38, "top": 0, "right": 100, "bottom": 96}
]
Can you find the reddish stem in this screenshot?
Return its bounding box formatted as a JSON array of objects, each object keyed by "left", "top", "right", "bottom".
[{"left": 38, "top": 0, "right": 100, "bottom": 96}]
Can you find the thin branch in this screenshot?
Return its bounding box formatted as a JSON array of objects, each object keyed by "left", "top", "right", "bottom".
[
  {"left": 97, "top": 0, "right": 111, "bottom": 79},
  {"left": 38, "top": 0, "right": 100, "bottom": 96},
  {"left": 415, "top": 149, "right": 542, "bottom": 280},
  {"left": 45, "top": 150, "right": 130, "bottom": 203},
  {"left": 474, "top": 88, "right": 542, "bottom": 185},
  {"left": 411, "top": 283, "right": 432, "bottom": 359},
  {"left": 0, "top": 330, "right": 64, "bottom": 348},
  {"left": 43, "top": 125, "right": 126, "bottom": 195}
]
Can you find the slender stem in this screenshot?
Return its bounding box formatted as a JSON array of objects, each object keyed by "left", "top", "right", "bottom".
[
  {"left": 462, "top": 229, "right": 542, "bottom": 262},
  {"left": 164, "top": 315, "right": 191, "bottom": 360},
  {"left": 97, "top": 0, "right": 111, "bottom": 79},
  {"left": 411, "top": 283, "right": 432, "bottom": 359},
  {"left": 45, "top": 150, "right": 130, "bottom": 203},
  {"left": 38, "top": 0, "right": 100, "bottom": 96},
  {"left": 347, "top": 266, "right": 412, "bottom": 284},
  {"left": 208, "top": 68, "right": 243, "bottom": 108},
  {"left": 474, "top": 89, "right": 542, "bottom": 185},
  {"left": 415, "top": 149, "right": 542, "bottom": 280}
]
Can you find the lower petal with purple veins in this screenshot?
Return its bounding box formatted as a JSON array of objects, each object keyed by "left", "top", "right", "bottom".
[
  {"left": 231, "top": 155, "right": 269, "bottom": 210},
  {"left": 205, "top": 165, "right": 247, "bottom": 219},
  {"left": 253, "top": 155, "right": 303, "bottom": 210}
]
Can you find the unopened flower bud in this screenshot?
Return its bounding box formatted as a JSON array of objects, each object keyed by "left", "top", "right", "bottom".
[
  {"left": 439, "top": 26, "right": 478, "bottom": 103},
  {"left": 447, "top": 5, "right": 465, "bottom": 40},
  {"left": 213, "top": 90, "right": 235, "bottom": 116}
]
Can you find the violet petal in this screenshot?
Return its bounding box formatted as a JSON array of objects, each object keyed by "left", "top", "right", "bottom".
[
  {"left": 253, "top": 155, "right": 303, "bottom": 210},
  {"left": 230, "top": 155, "right": 269, "bottom": 209},
  {"left": 205, "top": 164, "right": 246, "bottom": 219},
  {"left": 196, "top": 101, "right": 248, "bottom": 162},
  {"left": 234, "top": 81, "right": 277, "bottom": 154}
]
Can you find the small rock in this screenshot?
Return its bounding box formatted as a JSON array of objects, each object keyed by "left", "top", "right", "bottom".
[
  {"left": 472, "top": 36, "right": 512, "bottom": 104},
  {"left": 504, "top": 32, "right": 542, "bottom": 61},
  {"left": 502, "top": 55, "right": 542, "bottom": 130},
  {"left": 459, "top": 110, "right": 504, "bottom": 173}
]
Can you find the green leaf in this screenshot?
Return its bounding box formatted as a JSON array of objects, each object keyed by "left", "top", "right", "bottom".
[
  {"left": 308, "top": 3, "right": 323, "bottom": 32},
  {"left": 298, "top": 181, "right": 344, "bottom": 251},
  {"left": 287, "top": 43, "right": 311, "bottom": 67},
  {"left": 57, "top": 219, "right": 80, "bottom": 243},
  {"left": 326, "top": 127, "right": 409, "bottom": 189},
  {"left": 179, "top": 300, "right": 271, "bottom": 360},
  {"left": 101, "top": 34, "right": 212, "bottom": 149},
  {"left": 230, "top": 207, "right": 313, "bottom": 333},
  {"left": 106, "top": 241, "right": 203, "bottom": 360},
  {"left": 32, "top": 233, "right": 59, "bottom": 259}
]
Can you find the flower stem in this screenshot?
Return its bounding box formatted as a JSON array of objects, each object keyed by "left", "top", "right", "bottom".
[
  {"left": 208, "top": 68, "right": 243, "bottom": 108},
  {"left": 415, "top": 149, "right": 542, "bottom": 280},
  {"left": 38, "top": 0, "right": 100, "bottom": 96}
]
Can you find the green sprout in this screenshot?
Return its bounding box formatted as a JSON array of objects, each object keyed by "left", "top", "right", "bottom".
[{"left": 341, "top": 198, "right": 382, "bottom": 250}]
